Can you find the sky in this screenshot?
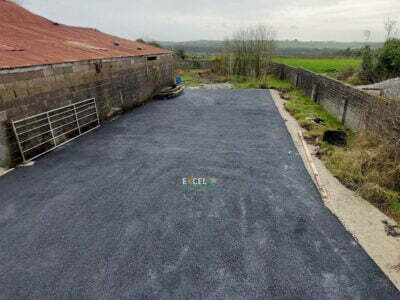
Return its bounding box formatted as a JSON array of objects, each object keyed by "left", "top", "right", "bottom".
[{"left": 18, "top": 0, "right": 400, "bottom": 42}]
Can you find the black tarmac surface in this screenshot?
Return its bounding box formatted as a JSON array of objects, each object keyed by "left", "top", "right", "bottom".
[{"left": 0, "top": 89, "right": 398, "bottom": 299}]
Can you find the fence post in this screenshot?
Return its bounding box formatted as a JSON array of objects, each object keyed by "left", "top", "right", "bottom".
[
  {"left": 47, "top": 112, "right": 57, "bottom": 147},
  {"left": 73, "top": 103, "right": 82, "bottom": 135}
]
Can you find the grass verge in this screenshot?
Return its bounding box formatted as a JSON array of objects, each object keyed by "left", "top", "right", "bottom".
[{"left": 281, "top": 86, "right": 400, "bottom": 223}]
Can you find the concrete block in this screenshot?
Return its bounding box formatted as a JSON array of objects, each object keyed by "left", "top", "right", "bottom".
[
  {"left": 13, "top": 87, "right": 29, "bottom": 99},
  {"left": 2, "top": 89, "right": 16, "bottom": 102},
  {"left": 53, "top": 67, "right": 65, "bottom": 75},
  {"left": 43, "top": 68, "right": 54, "bottom": 77}
]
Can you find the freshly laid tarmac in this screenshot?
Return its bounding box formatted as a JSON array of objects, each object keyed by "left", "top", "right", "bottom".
[{"left": 0, "top": 89, "right": 398, "bottom": 299}]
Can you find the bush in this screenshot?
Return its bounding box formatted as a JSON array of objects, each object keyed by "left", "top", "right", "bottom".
[
  {"left": 360, "top": 39, "right": 400, "bottom": 81},
  {"left": 374, "top": 38, "right": 400, "bottom": 78},
  {"left": 175, "top": 48, "right": 187, "bottom": 60},
  {"left": 361, "top": 46, "right": 375, "bottom": 82}
]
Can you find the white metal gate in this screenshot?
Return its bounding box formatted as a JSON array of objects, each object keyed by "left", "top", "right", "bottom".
[{"left": 12, "top": 98, "right": 100, "bottom": 163}]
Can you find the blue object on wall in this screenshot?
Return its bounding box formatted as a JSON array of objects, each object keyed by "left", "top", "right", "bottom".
[{"left": 175, "top": 77, "right": 183, "bottom": 85}]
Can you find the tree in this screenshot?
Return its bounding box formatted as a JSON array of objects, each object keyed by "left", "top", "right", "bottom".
[
  {"left": 219, "top": 24, "right": 276, "bottom": 78},
  {"left": 135, "top": 38, "right": 161, "bottom": 48},
  {"left": 136, "top": 38, "right": 146, "bottom": 44},
  {"left": 360, "top": 19, "right": 400, "bottom": 82},
  {"left": 374, "top": 38, "right": 400, "bottom": 78},
  {"left": 175, "top": 48, "right": 187, "bottom": 60},
  {"left": 361, "top": 45, "right": 374, "bottom": 82},
  {"left": 147, "top": 41, "right": 161, "bottom": 48}
]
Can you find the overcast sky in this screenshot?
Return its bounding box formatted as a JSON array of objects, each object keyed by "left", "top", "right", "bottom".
[{"left": 19, "top": 0, "right": 400, "bottom": 42}]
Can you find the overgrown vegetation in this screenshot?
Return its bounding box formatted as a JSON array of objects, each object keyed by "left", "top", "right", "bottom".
[
  {"left": 360, "top": 18, "right": 400, "bottom": 82},
  {"left": 322, "top": 136, "right": 400, "bottom": 220},
  {"left": 281, "top": 87, "right": 400, "bottom": 222},
  {"left": 360, "top": 39, "right": 400, "bottom": 82},
  {"left": 216, "top": 24, "right": 276, "bottom": 78},
  {"left": 135, "top": 38, "right": 161, "bottom": 48},
  {"left": 175, "top": 48, "right": 187, "bottom": 60}
]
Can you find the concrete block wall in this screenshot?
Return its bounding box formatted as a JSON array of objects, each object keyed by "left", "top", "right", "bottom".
[
  {"left": 0, "top": 54, "right": 175, "bottom": 167},
  {"left": 269, "top": 62, "right": 400, "bottom": 142}
]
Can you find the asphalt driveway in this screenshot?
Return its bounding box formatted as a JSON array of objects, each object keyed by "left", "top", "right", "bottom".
[{"left": 0, "top": 89, "right": 398, "bottom": 299}]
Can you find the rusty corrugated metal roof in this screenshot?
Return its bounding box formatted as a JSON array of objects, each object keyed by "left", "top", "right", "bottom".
[{"left": 0, "top": 0, "right": 171, "bottom": 69}]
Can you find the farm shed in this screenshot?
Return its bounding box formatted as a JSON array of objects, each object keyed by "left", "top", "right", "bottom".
[{"left": 0, "top": 0, "right": 174, "bottom": 167}]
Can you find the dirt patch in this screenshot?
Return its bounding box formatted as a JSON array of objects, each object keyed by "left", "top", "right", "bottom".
[{"left": 270, "top": 89, "right": 400, "bottom": 291}]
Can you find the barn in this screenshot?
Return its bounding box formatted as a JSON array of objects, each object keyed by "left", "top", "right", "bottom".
[{"left": 0, "top": 0, "right": 174, "bottom": 167}]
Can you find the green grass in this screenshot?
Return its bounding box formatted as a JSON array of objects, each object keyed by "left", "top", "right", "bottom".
[
  {"left": 283, "top": 90, "right": 348, "bottom": 140},
  {"left": 177, "top": 69, "right": 213, "bottom": 87},
  {"left": 229, "top": 76, "right": 293, "bottom": 90},
  {"left": 273, "top": 58, "right": 361, "bottom": 77},
  {"left": 180, "top": 75, "right": 203, "bottom": 86}
]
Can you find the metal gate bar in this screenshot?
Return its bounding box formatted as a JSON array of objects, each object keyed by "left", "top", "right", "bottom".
[{"left": 12, "top": 98, "right": 100, "bottom": 163}]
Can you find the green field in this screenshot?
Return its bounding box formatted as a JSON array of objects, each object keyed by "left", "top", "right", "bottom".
[{"left": 273, "top": 58, "right": 361, "bottom": 77}]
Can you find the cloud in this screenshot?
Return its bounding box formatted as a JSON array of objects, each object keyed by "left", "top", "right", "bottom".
[{"left": 20, "top": 0, "right": 400, "bottom": 41}]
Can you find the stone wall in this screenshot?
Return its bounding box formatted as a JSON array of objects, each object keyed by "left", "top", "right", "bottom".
[
  {"left": 269, "top": 63, "right": 400, "bottom": 142},
  {"left": 0, "top": 54, "right": 175, "bottom": 167}
]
